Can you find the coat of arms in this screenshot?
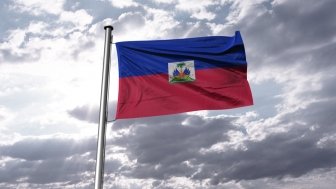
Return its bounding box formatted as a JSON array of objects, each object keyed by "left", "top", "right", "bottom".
[{"left": 168, "top": 60, "right": 196, "bottom": 83}]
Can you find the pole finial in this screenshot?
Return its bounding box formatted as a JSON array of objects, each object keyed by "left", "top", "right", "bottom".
[{"left": 104, "top": 25, "right": 113, "bottom": 30}]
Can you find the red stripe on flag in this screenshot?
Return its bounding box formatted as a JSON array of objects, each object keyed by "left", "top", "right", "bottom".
[{"left": 116, "top": 67, "right": 253, "bottom": 119}]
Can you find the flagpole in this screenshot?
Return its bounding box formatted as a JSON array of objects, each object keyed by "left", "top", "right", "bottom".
[{"left": 94, "top": 25, "right": 113, "bottom": 189}]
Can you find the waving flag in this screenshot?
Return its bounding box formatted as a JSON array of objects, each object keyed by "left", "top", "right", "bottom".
[{"left": 115, "top": 31, "right": 253, "bottom": 119}]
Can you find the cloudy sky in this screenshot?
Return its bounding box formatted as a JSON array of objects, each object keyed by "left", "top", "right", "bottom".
[{"left": 1, "top": 0, "right": 336, "bottom": 188}]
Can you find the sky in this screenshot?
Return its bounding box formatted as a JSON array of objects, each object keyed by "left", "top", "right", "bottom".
[{"left": 0, "top": 0, "right": 336, "bottom": 188}]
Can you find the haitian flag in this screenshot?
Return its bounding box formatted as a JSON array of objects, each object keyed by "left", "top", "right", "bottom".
[{"left": 115, "top": 31, "right": 253, "bottom": 119}]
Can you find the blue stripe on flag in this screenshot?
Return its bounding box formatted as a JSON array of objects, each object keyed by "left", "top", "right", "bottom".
[{"left": 116, "top": 31, "right": 247, "bottom": 78}]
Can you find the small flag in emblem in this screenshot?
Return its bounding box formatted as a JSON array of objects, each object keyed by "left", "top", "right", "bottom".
[{"left": 168, "top": 60, "right": 196, "bottom": 83}]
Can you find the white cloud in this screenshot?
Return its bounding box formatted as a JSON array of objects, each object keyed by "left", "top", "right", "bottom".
[
  {"left": 175, "top": 0, "right": 217, "bottom": 20},
  {"left": 206, "top": 22, "right": 226, "bottom": 35},
  {"left": 109, "top": 0, "right": 138, "bottom": 8},
  {"left": 0, "top": 63, "right": 97, "bottom": 136},
  {"left": 12, "top": 0, "right": 65, "bottom": 15},
  {"left": 317, "top": 133, "right": 336, "bottom": 149},
  {"left": 7, "top": 29, "right": 26, "bottom": 47},
  {"left": 0, "top": 29, "right": 40, "bottom": 63},
  {"left": 59, "top": 9, "right": 93, "bottom": 27},
  {"left": 0, "top": 106, "right": 13, "bottom": 131},
  {"left": 192, "top": 8, "right": 216, "bottom": 20},
  {"left": 0, "top": 18, "right": 118, "bottom": 136},
  {"left": 26, "top": 22, "right": 49, "bottom": 34},
  {"left": 144, "top": 7, "right": 180, "bottom": 37},
  {"left": 151, "top": 0, "right": 176, "bottom": 4},
  {"left": 113, "top": 7, "right": 180, "bottom": 41}
]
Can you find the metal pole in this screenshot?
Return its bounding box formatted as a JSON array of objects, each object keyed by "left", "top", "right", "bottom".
[{"left": 94, "top": 25, "right": 113, "bottom": 189}]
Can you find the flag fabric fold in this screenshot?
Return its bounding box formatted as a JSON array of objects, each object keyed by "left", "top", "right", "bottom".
[{"left": 115, "top": 31, "right": 253, "bottom": 119}]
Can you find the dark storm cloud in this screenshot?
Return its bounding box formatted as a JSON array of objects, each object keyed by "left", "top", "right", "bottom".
[
  {"left": 0, "top": 154, "right": 92, "bottom": 184},
  {"left": 111, "top": 115, "right": 238, "bottom": 179},
  {"left": 234, "top": 0, "right": 336, "bottom": 70},
  {"left": 199, "top": 132, "right": 336, "bottom": 183},
  {"left": 68, "top": 102, "right": 116, "bottom": 123},
  {"left": 0, "top": 137, "right": 96, "bottom": 160},
  {"left": 68, "top": 105, "right": 100, "bottom": 123},
  {"left": 0, "top": 156, "right": 90, "bottom": 184},
  {"left": 110, "top": 103, "right": 336, "bottom": 185},
  {"left": 210, "top": 99, "right": 336, "bottom": 183},
  {"left": 0, "top": 136, "right": 122, "bottom": 185},
  {"left": 301, "top": 42, "right": 336, "bottom": 73}
]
